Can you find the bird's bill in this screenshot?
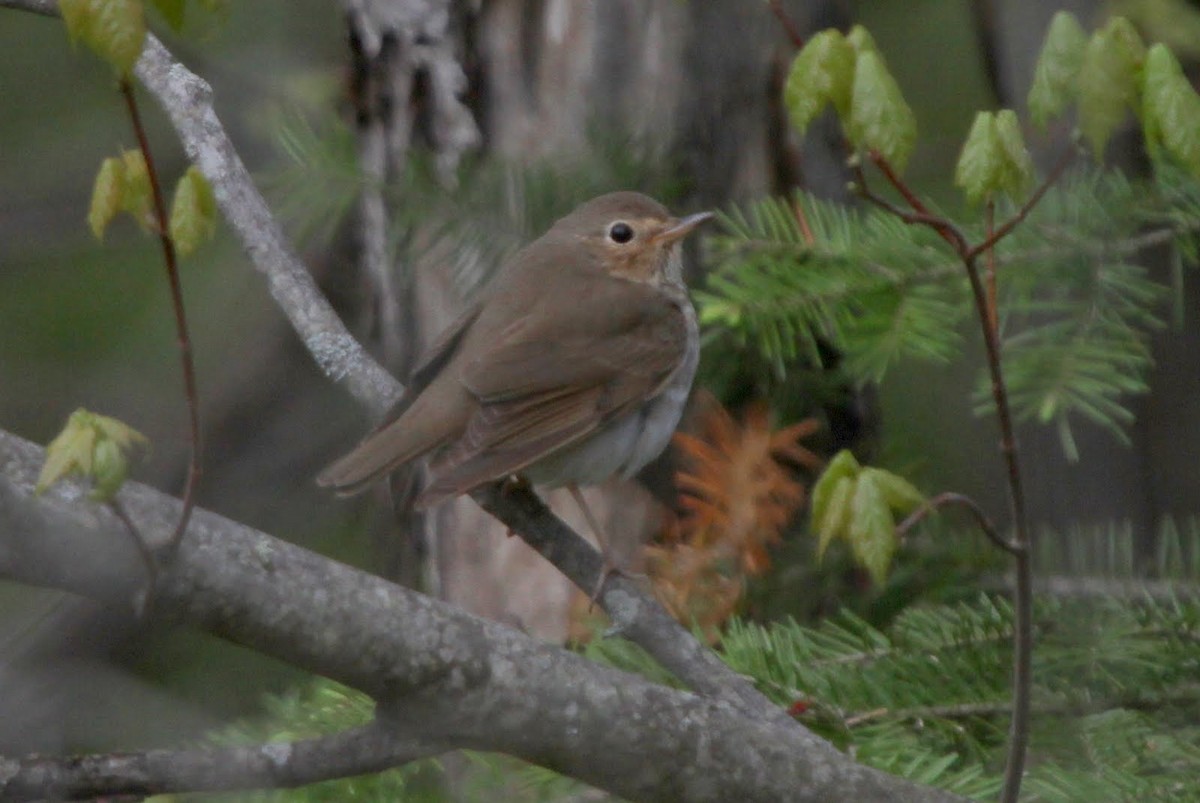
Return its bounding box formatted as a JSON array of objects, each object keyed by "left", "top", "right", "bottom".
[{"left": 653, "top": 211, "right": 715, "bottom": 245}]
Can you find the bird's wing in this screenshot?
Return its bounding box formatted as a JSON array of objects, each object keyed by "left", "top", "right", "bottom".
[
  {"left": 315, "top": 302, "right": 482, "bottom": 495},
  {"left": 417, "top": 278, "right": 687, "bottom": 505}
]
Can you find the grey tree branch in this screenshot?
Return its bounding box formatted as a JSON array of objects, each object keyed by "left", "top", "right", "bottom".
[
  {"left": 0, "top": 431, "right": 963, "bottom": 803},
  {"left": 0, "top": 723, "right": 440, "bottom": 802}
]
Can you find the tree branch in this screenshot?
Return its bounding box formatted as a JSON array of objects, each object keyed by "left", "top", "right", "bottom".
[
  {"left": 0, "top": 430, "right": 963, "bottom": 802},
  {"left": 0, "top": 724, "right": 440, "bottom": 802},
  {"left": 474, "top": 483, "right": 795, "bottom": 729}
]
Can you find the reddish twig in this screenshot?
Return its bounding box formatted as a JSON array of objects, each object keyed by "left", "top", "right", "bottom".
[
  {"left": 896, "top": 491, "right": 1022, "bottom": 555},
  {"left": 851, "top": 159, "right": 971, "bottom": 253},
  {"left": 984, "top": 199, "right": 998, "bottom": 337},
  {"left": 966, "top": 145, "right": 1076, "bottom": 262},
  {"left": 108, "top": 497, "right": 158, "bottom": 615},
  {"left": 120, "top": 80, "right": 201, "bottom": 555},
  {"left": 767, "top": 0, "right": 806, "bottom": 49}
]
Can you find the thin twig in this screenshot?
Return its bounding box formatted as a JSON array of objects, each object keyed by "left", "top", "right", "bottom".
[
  {"left": 960, "top": 248, "right": 1033, "bottom": 803},
  {"left": 966, "top": 145, "right": 1076, "bottom": 261},
  {"left": 851, "top": 158, "right": 970, "bottom": 253},
  {"left": 984, "top": 199, "right": 998, "bottom": 336},
  {"left": 108, "top": 497, "right": 157, "bottom": 615},
  {"left": 119, "top": 79, "right": 201, "bottom": 556},
  {"left": 767, "top": 0, "right": 806, "bottom": 49},
  {"left": 896, "top": 491, "right": 1022, "bottom": 556}
]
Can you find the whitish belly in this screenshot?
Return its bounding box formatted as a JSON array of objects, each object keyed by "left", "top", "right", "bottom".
[{"left": 523, "top": 303, "right": 699, "bottom": 487}]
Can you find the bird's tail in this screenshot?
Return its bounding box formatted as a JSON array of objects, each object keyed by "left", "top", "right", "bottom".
[{"left": 316, "top": 388, "right": 461, "bottom": 496}]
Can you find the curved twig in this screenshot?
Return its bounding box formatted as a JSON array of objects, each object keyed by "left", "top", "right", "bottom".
[
  {"left": 896, "top": 491, "right": 1023, "bottom": 556},
  {"left": 119, "top": 79, "right": 201, "bottom": 556}
]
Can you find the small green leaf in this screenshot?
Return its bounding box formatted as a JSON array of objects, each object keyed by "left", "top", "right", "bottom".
[
  {"left": 993, "top": 109, "right": 1035, "bottom": 199},
  {"left": 88, "top": 157, "right": 125, "bottom": 240},
  {"left": 89, "top": 0, "right": 145, "bottom": 76},
  {"left": 90, "top": 438, "right": 128, "bottom": 502},
  {"left": 810, "top": 449, "right": 862, "bottom": 527},
  {"left": 169, "top": 166, "right": 217, "bottom": 256},
  {"left": 848, "top": 471, "right": 897, "bottom": 585},
  {"left": 816, "top": 475, "right": 855, "bottom": 561},
  {"left": 120, "top": 149, "right": 155, "bottom": 231},
  {"left": 90, "top": 411, "right": 149, "bottom": 452},
  {"left": 1078, "top": 17, "right": 1146, "bottom": 157},
  {"left": 784, "top": 29, "right": 856, "bottom": 135},
  {"left": 36, "top": 411, "right": 97, "bottom": 494},
  {"left": 954, "top": 111, "right": 1000, "bottom": 205},
  {"left": 59, "top": 0, "right": 96, "bottom": 45},
  {"left": 846, "top": 25, "right": 879, "bottom": 58},
  {"left": 36, "top": 409, "right": 147, "bottom": 498},
  {"left": 1028, "top": 11, "right": 1087, "bottom": 128},
  {"left": 60, "top": 0, "right": 146, "bottom": 76},
  {"left": 1142, "top": 43, "right": 1200, "bottom": 177},
  {"left": 861, "top": 467, "right": 925, "bottom": 516},
  {"left": 847, "top": 50, "right": 917, "bottom": 171},
  {"left": 149, "top": 0, "right": 186, "bottom": 31}
]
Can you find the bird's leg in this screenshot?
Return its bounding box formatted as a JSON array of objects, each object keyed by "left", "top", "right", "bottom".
[
  {"left": 500, "top": 475, "right": 532, "bottom": 538},
  {"left": 567, "top": 484, "right": 623, "bottom": 606}
]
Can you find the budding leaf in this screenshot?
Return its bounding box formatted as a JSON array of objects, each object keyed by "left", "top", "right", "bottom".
[
  {"left": 90, "top": 438, "right": 128, "bottom": 502},
  {"left": 862, "top": 467, "right": 925, "bottom": 517},
  {"left": 37, "top": 412, "right": 97, "bottom": 494},
  {"left": 993, "top": 109, "right": 1035, "bottom": 198},
  {"left": 1142, "top": 43, "right": 1200, "bottom": 177},
  {"left": 785, "top": 29, "right": 856, "bottom": 135},
  {"left": 60, "top": 0, "right": 146, "bottom": 77},
  {"left": 846, "top": 25, "right": 879, "bottom": 58},
  {"left": 36, "top": 409, "right": 147, "bottom": 499},
  {"left": 848, "top": 471, "right": 896, "bottom": 586},
  {"left": 1028, "top": 11, "right": 1087, "bottom": 128},
  {"left": 810, "top": 449, "right": 861, "bottom": 529},
  {"left": 958, "top": 109, "right": 1034, "bottom": 204},
  {"left": 170, "top": 166, "right": 217, "bottom": 256},
  {"left": 816, "top": 476, "right": 855, "bottom": 561},
  {"left": 847, "top": 50, "right": 917, "bottom": 171},
  {"left": 88, "top": 157, "right": 125, "bottom": 240},
  {"left": 955, "top": 112, "right": 1000, "bottom": 205},
  {"left": 119, "top": 149, "right": 155, "bottom": 231},
  {"left": 1078, "top": 17, "right": 1146, "bottom": 157}
]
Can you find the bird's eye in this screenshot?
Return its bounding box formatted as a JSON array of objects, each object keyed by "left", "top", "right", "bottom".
[{"left": 608, "top": 221, "right": 634, "bottom": 244}]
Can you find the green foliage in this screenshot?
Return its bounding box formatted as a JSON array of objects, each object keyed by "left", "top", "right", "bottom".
[
  {"left": 809, "top": 450, "right": 924, "bottom": 585},
  {"left": 1078, "top": 17, "right": 1146, "bottom": 158},
  {"left": 205, "top": 680, "right": 444, "bottom": 802},
  {"left": 60, "top": 0, "right": 146, "bottom": 77},
  {"left": 784, "top": 29, "right": 855, "bottom": 134},
  {"left": 263, "top": 111, "right": 362, "bottom": 249},
  {"left": 783, "top": 25, "right": 916, "bottom": 171},
  {"left": 954, "top": 110, "right": 1034, "bottom": 205},
  {"left": 169, "top": 165, "right": 217, "bottom": 257},
  {"left": 718, "top": 591, "right": 1200, "bottom": 800},
  {"left": 979, "top": 169, "right": 1171, "bottom": 458},
  {"left": 1142, "top": 44, "right": 1200, "bottom": 175},
  {"left": 699, "top": 192, "right": 964, "bottom": 382},
  {"left": 1028, "top": 11, "right": 1088, "bottom": 128},
  {"left": 700, "top": 167, "right": 1200, "bottom": 459},
  {"left": 37, "top": 408, "right": 147, "bottom": 501},
  {"left": 87, "top": 149, "right": 156, "bottom": 240}
]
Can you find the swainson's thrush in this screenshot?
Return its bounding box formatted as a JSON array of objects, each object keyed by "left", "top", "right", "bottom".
[{"left": 318, "top": 192, "right": 711, "bottom": 507}]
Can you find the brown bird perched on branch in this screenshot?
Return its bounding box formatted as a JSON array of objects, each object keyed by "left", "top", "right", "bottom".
[{"left": 318, "top": 192, "right": 712, "bottom": 516}]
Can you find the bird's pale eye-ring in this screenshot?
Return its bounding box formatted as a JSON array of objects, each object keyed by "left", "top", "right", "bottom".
[{"left": 608, "top": 221, "right": 635, "bottom": 244}]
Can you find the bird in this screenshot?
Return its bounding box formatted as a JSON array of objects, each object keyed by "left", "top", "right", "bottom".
[{"left": 318, "top": 191, "right": 712, "bottom": 519}]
